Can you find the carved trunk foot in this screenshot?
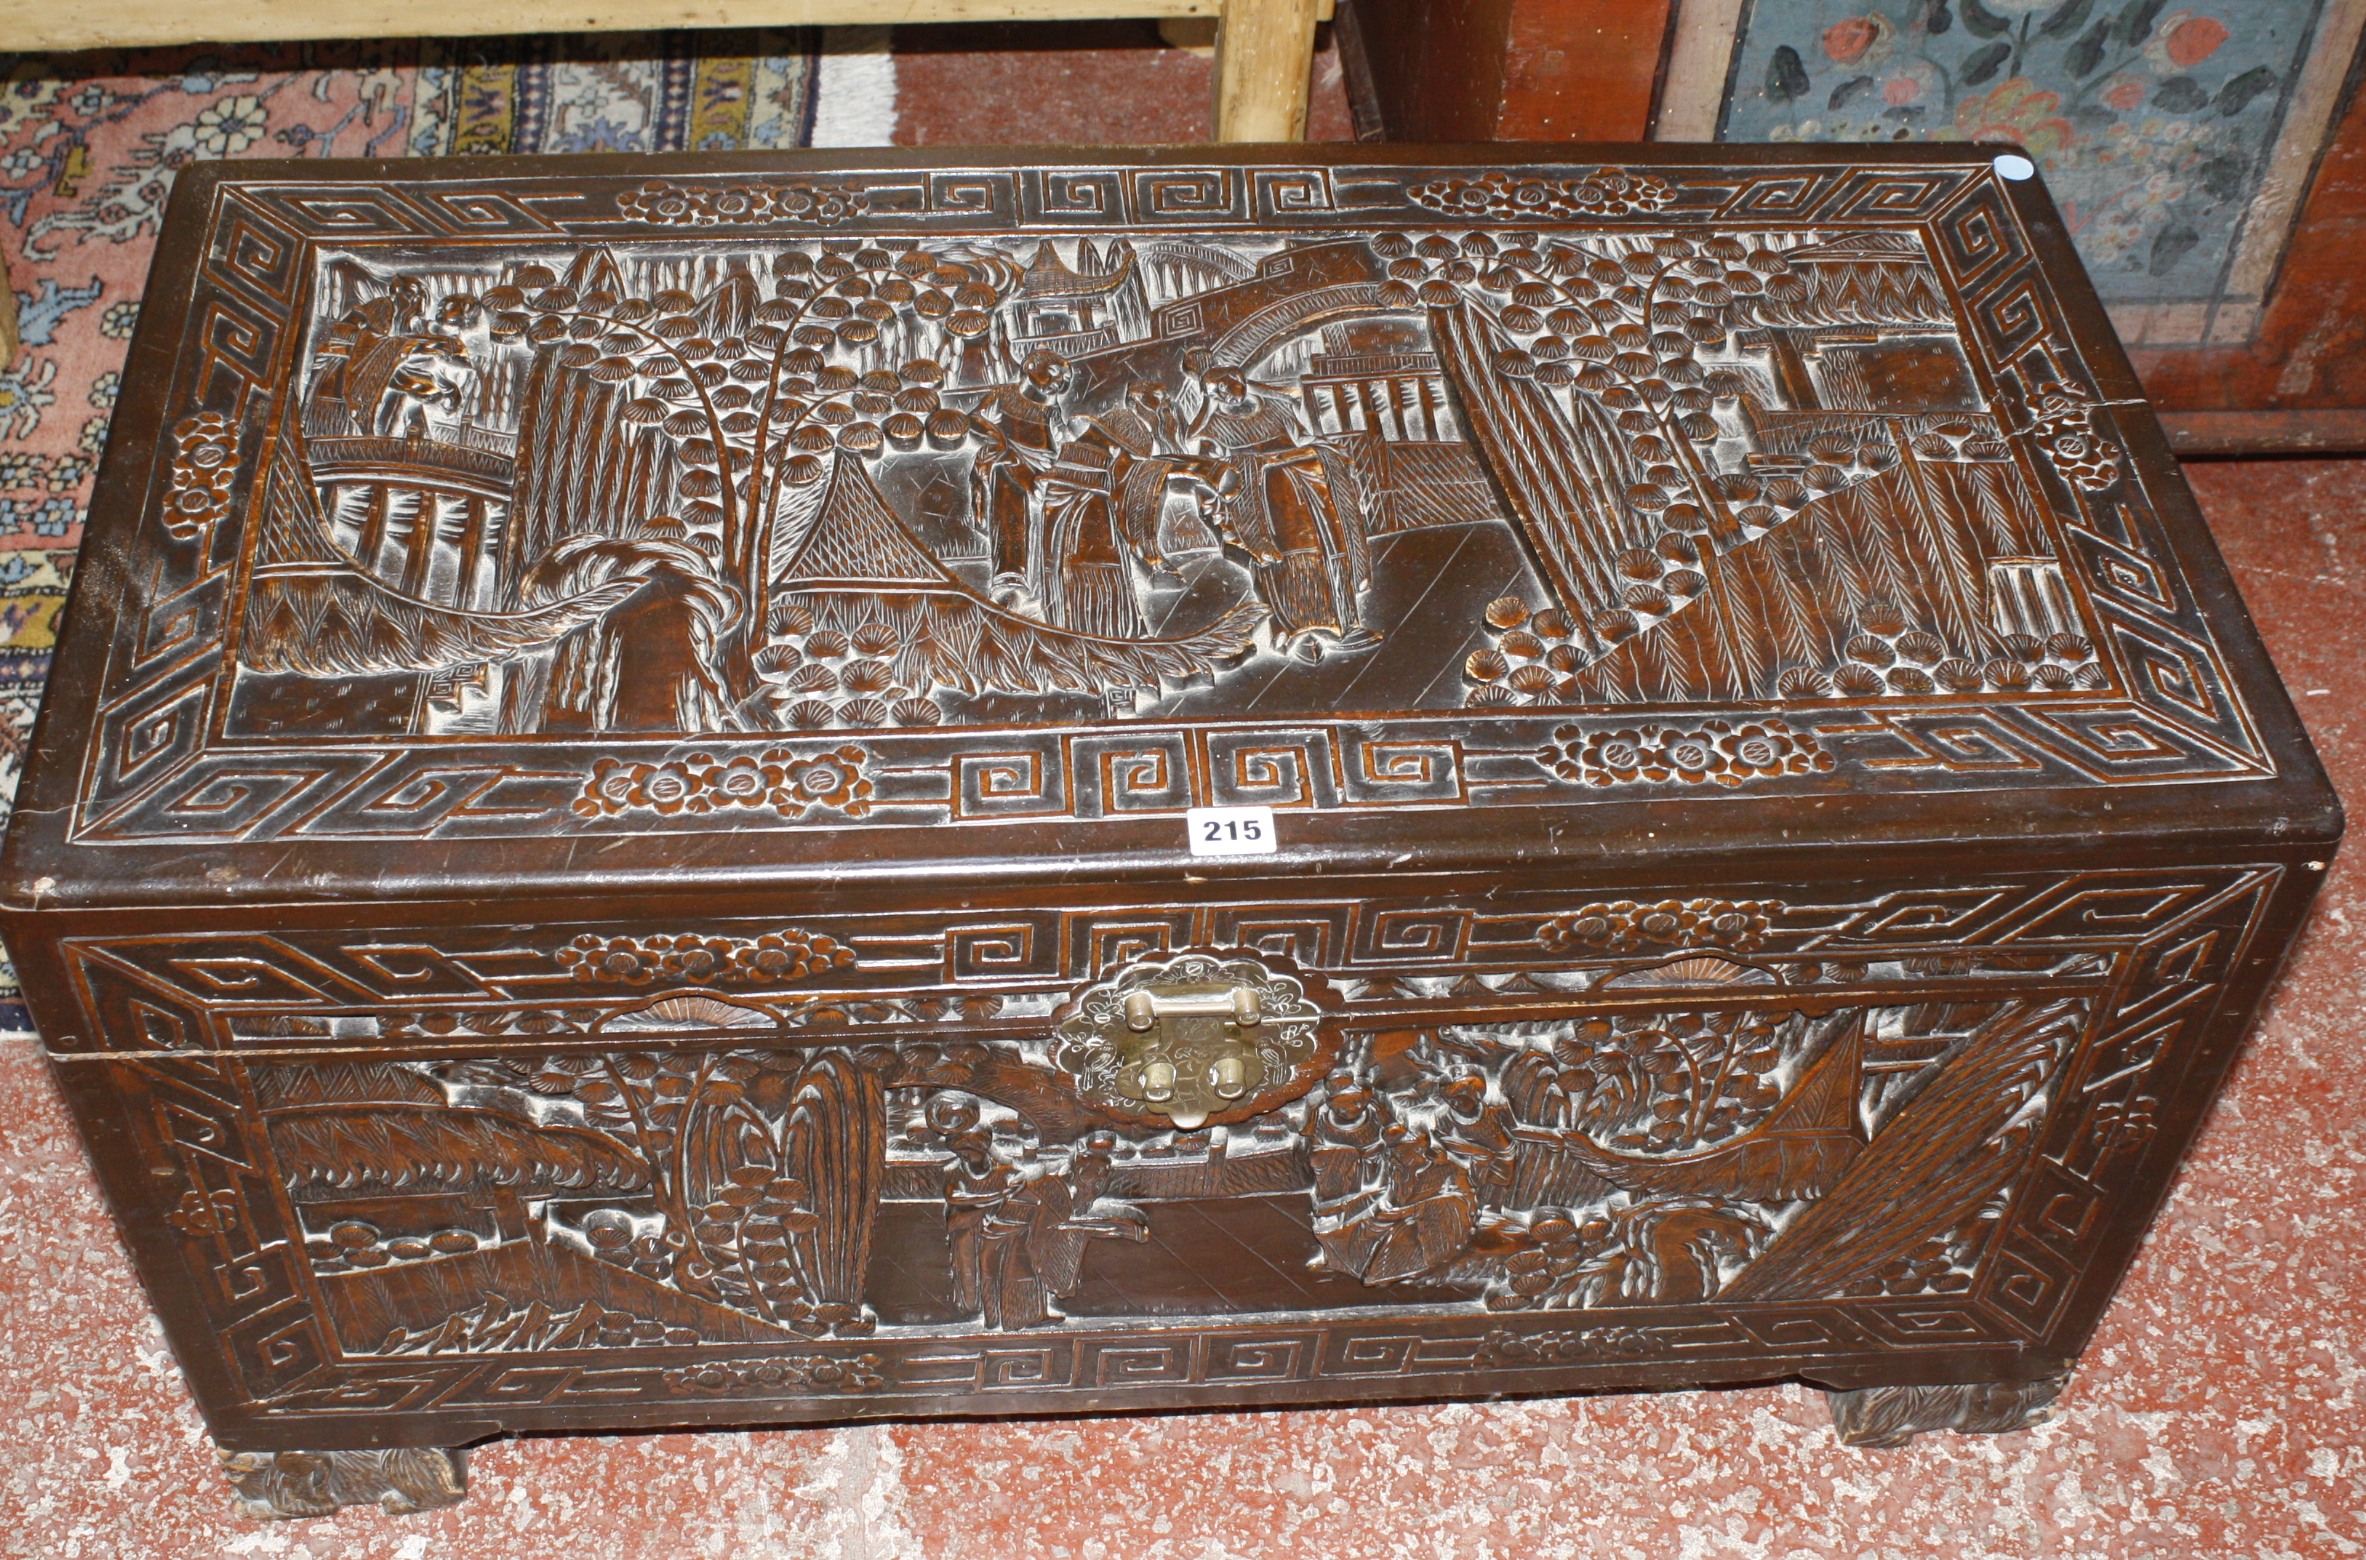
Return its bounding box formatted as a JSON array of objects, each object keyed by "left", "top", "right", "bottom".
[
  {"left": 220, "top": 1447, "right": 469, "bottom": 1520},
  {"left": 1824, "top": 1373, "right": 2069, "bottom": 1449}
]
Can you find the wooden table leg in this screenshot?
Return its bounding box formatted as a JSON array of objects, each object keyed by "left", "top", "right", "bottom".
[
  {"left": 0, "top": 249, "right": 18, "bottom": 368},
  {"left": 1214, "top": 0, "right": 1321, "bottom": 141}
]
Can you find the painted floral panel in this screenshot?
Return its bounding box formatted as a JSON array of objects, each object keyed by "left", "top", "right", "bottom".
[{"left": 1718, "top": 0, "right": 2326, "bottom": 307}]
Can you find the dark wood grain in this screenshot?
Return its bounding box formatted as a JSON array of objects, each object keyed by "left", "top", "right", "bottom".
[{"left": 1344, "top": 0, "right": 1674, "bottom": 141}]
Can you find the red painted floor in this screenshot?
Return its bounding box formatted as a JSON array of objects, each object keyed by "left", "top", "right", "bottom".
[{"left": 3, "top": 29, "right": 2364, "bottom": 1560}]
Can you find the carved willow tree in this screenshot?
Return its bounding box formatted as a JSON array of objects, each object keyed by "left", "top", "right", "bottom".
[
  {"left": 478, "top": 239, "right": 1015, "bottom": 703},
  {"left": 1376, "top": 227, "right": 1804, "bottom": 607}
]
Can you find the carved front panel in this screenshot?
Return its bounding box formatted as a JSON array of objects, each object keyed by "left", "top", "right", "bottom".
[
  {"left": 63, "top": 861, "right": 2278, "bottom": 1429},
  {"left": 71, "top": 155, "right": 2264, "bottom": 852}
]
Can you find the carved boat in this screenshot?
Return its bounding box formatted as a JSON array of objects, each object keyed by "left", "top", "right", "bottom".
[{"left": 241, "top": 408, "right": 641, "bottom": 678}]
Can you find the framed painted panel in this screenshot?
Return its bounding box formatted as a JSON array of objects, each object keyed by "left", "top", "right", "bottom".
[{"left": 1639, "top": 0, "right": 2366, "bottom": 450}]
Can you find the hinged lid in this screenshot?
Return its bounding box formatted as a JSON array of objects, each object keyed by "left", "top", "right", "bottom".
[{"left": 3, "top": 146, "right": 2335, "bottom": 912}]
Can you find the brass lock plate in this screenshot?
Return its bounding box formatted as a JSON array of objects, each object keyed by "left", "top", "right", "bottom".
[{"left": 1051, "top": 951, "right": 1329, "bottom": 1129}]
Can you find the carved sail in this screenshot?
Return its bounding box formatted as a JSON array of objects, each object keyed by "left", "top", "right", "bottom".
[
  {"left": 1525, "top": 1008, "right": 1869, "bottom": 1202},
  {"left": 1427, "top": 298, "right": 1653, "bottom": 631},
  {"left": 1570, "top": 456, "right": 2058, "bottom": 705},
  {"left": 1722, "top": 997, "right": 2089, "bottom": 1299}
]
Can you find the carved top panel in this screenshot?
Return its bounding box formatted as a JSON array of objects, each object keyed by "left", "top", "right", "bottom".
[{"left": 4, "top": 147, "right": 2328, "bottom": 902}]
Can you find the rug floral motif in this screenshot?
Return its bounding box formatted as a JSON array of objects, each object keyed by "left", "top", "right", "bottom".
[{"left": 0, "top": 33, "right": 822, "bottom": 1026}]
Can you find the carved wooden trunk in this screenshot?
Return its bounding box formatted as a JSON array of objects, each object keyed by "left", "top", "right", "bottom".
[{"left": 1, "top": 146, "right": 2339, "bottom": 1517}]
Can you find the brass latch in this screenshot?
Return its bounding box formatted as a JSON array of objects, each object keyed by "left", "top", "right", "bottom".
[
  {"left": 1052, "top": 952, "right": 1328, "bottom": 1130},
  {"left": 1120, "top": 983, "right": 1266, "bottom": 1120}
]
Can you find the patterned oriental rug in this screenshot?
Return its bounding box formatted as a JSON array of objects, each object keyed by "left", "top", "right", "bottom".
[{"left": 0, "top": 30, "right": 881, "bottom": 1027}]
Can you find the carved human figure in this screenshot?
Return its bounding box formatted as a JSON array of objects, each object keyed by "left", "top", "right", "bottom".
[
  {"left": 941, "top": 1122, "right": 1055, "bottom": 1335},
  {"left": 1431, "top": 1071, "right": 1519, "bottom": 1199},
  {"left": 1188, "top": 366, "right": 1374, "bottom": 657},
  {"left": 310, "top": 276, "right": 472, "bottom": 439},
  {"left": 1024, "top": 1130, "right": 1149, "bottom": 1305},
  {"left": 1035, "top": 382, "right": 1234, "bottom": 637},
  {"left": 966, "top": 349, "right": 1074, "bottom": 607},
  {"left": 1306, "top": 1068, "right": 1389, "bottom": 1277},
  {"left": 1360, "top": 1122, "right": 1477, "bottom": 1284},
  {"left": 1309, "top": 1069, "right": 1385, "bottom": 1203},
  {"left": 941, "top": 1124, "right": 1027, "bottom": 1323}
]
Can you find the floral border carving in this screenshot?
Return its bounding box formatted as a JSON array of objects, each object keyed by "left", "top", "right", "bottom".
[
  {"left": 1538, "top": 897, "right": 1778, "bottom": 955},
  {"left": 1407, "top": 169, "right": 1677, "bottom": 219},
  {"left": 162, "top": 412, "right": 236, "bottom": 541},
  {"left": 2029, "top": 381, "right": 2124, "bottom": 492},
  {"left": 556, "top": 927, "right": 857, "bottom": 986},
  {"left": 573, "top": 745, "right": 874, "bottom": 821},
  {"left": 663, "top": 1353, "right": 887, "bottom": 1395},
  {"left": 1538, "top": 719, "right": 1834, "bottom": 788},
  {"left": 617, "top": 179, "right": 872, "bottom": 227}
]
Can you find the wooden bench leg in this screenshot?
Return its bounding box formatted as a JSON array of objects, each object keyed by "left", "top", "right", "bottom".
[
  {"left": 1214, "top": 0, "right": 1322, "bottom": 141},
  {"left": 0, "top": 249, "right": 18, "bottom": 368}
]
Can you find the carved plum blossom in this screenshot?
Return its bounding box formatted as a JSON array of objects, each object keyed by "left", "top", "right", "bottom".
[
  {"left": 663, "top": 1353, "right": 886, "bottom": 1394},
  {"left": 684, "top": 751, "right": 794, "bottom": 812},
  {"left": 617, "top": 179, "right": 872, "bottom": 227},
  {"left": 165, "top": 1186, "right": 239, "bottom": 1237},
  {"left": 161, "top": 411, "right": 236, "bottom": 540},
  {"left": 660, "top": 935, "right": 737, "bottom": 982},
  {"left": 732, "top": 930, "right": 856, "bottom": 984},
  {"left": 572, "top": 756, "right": 704, "bottom": 817},
  {"left": 1713, "top": 720, "right": 1825, "bottom": 781},
  {"left": 2028, "top": 381, "right": 2123, "bottom": 493},
  {"left": 1484, "top": 1325, "right": 1656, "bottom": 1363},
  {"left": 778, "top": 745, "right": 875, "bottom": 817},
  {"left": 558, "top": 929, "right": 854, "bottom": 986},
  {"left": 1539, "top": 720, "right": 1833, "bottom": 788},
  {"left": 1554, "top": 727, "right": 1655, "bottom": 785},
  {"left": 1407, "top": 168, "right": 1676, "bottom": 220},
  {"left": 572, "top": 745, "right": 875, "bottom": 821},
  {"left": 1539, "top": 897, "right": 1777, "bottom": 955},
  {"left": 559, "top": 935, "right": 662, "bottom": 985},
  {"left": 1656, "top": 728, "right": 1729, "bottom": 785}
]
